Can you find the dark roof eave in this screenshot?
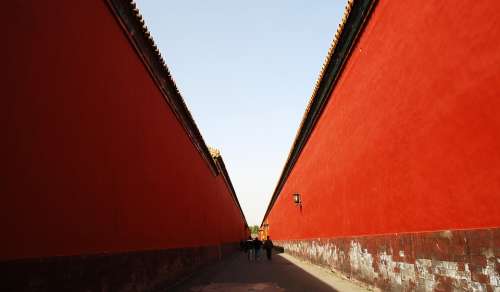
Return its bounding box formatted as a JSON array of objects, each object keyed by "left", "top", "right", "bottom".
[
  {"left": 106, "top": 0, "right": 218, "bottom": 174},
  {"left": 213, "top": 155, "right": 249, "bottom": 226},
  {"left": 106, "top": 1, "right": 248, "bottom": 227},
  {"left": 261, "top": 0, "right": 377, "bottom": 227}
]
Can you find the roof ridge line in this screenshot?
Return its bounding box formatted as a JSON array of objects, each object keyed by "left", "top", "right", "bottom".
[
  {"left": 261, "top": 0, "right": 377, "bottom": 226},
  {"left": 106, "top": 0, "right": 218, "bottom": 174}
]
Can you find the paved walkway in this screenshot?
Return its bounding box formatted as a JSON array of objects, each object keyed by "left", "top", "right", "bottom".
[{"left": 172, "top": 251, "right": 372, "bottom": 292}]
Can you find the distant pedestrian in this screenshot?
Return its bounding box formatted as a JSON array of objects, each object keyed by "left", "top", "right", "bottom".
[
  {"left": 253, "top": 237, "right": 263, "bottom": 261},
  {"left": 263, "top": 236, "right": 274, "bottom": 260},
  {"left": 245, "top": 236, "right": 254, "bottom": 261}
]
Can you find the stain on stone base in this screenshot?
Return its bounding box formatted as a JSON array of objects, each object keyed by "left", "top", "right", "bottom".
[
  {"left": 0, "top": 243, "right": 239, "bottom": 292},
  {"left": 276, "top": 228, "right": 500, "bottom": 291}
]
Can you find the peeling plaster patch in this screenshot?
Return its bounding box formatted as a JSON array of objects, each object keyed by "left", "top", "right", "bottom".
[
  {"left": 439, "top": 230, "right": 453, "bottom": 240},
  {"left": 483, "top": 258, "right": 500, "bottom": 287},
  {"left": 349, "top": 241, "right": 378, "bottom": 282},
  {"left": 422, "top": 260, "right": 483, "bottom": 291},
  {"left": 415, "top": 259, "right": 435, "bottom": 291},
  {"left": 483, "top": 247, "right": 495, "bottom": 259},
  {"left": 378, "top": 250, "right": 416, "bottom": 289},
  {"left": 278, "top": 229, "right": 500, "bottom": 292}
]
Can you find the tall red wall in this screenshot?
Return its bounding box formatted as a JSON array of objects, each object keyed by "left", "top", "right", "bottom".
[
  {"left": 267, "top": 0, "right": 500, "bottom": 240},
  {"left": 1, "top": 1, "right": 245, "bottom": 261}
]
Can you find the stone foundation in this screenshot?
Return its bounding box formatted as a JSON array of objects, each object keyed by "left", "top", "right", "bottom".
[
  {"left": 277, "top": 228, "right": 500, "bottom": 291},
  {"left": 0, "top": 243, "right": 239, "bottom": 292}
]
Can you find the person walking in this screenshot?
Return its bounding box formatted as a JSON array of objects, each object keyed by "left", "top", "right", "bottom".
[
  {"left": 245, "top": 236, "right": 254, "bottom": 262},
  {"left": 240, "top": 239, "right": 245, "bottom": 251},
  {"left": 253, "top": 237, "right": 263, "bottom": 261},
  {"left": 263, "top": 236, "right": 274, "bottom": 261}
]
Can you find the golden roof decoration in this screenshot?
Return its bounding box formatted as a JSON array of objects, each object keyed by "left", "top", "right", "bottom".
[{"left": 208, "top": 146, "right": 221, "bottom": 159}]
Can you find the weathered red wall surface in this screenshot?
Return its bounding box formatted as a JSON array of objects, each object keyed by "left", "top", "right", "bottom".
[
  {"left": 268, "top": 0, "right": 500, "bottom": 240},
  {"left": 1, "top": 1, "right": 245, "bottom": 261}
]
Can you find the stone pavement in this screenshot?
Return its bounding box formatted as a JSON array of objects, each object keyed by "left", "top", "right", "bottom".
[{"left": 171, "top": 250, "right": 372, "bottom": 292}]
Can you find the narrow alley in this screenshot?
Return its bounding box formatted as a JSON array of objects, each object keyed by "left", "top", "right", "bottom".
[
  {"left": 172, "top": 251, "right": 370, "bottom": 292},
  {"left": 2, "top": 0, "right": 499, "bottom": 291}
]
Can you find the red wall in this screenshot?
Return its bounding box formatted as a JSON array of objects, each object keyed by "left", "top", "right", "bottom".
[
  {"left": 1, "top": 1, "right": 245, "bottom": 261},
  {"left": 267, "top": 0, "right": 500, "bottom": 240}
]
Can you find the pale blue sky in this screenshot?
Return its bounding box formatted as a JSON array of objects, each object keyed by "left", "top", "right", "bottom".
[{"left": 134, "top": 0, "right": 346, "bottom": 225}]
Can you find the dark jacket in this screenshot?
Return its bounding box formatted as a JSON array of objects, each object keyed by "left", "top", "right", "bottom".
[
  {"left": 263, "top": 239, "right": 274, "bottom": 250},
  {"left": 253, "top": 239, "right": 263, "bottom": 250},
  {"left": 245, "top": 239, "right": 254, "bottom": 251}
]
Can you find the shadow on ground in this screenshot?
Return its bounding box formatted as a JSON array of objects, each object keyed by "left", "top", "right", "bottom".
[{"left": 171, "top": 250, "right": 337, "bottom": 292}]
